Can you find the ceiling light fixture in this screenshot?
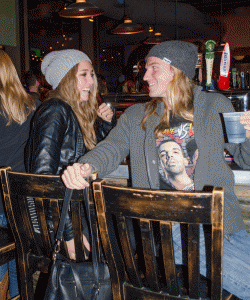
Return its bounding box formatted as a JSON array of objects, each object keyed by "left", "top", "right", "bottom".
[
  {"left": 144, "top": 32, "right": 166, "bottom": 45},
  {"left": 112, "top": 0, "right": 144, "bottom": 35},
  {"left": 144, "top": 0, "right": 166, "bottom": 44},
  {"left": 148, "top": 26, "right": 154, "bottom": 33},
  {"left": 59, "top": 0, "right": 104, "bottom": 19}
]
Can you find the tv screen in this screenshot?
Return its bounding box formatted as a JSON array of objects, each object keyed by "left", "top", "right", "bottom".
[{"left": 0, "top": 0, "right": 16, "bottom": 47}]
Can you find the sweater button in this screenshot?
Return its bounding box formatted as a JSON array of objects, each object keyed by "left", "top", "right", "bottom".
[{"left": 152, "top": 160, "right": 156, "bottom": 164}]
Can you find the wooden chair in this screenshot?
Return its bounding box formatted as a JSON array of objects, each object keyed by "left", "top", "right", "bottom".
[
  {"left": 92, "top": 178, "right": 236, "bottom": 300},
  {"left": 0, "top": 166, "right": 98, "bottom": 300}
]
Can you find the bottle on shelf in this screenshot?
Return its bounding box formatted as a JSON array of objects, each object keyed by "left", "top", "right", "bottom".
[
  {"left": 241, "top": 72, "right": 245, "bottom": 90},
  {"left": 236, "top": 71, "right": 241, "bottom": 89},
  {"left": 232, "top": 68, "right": 237, "bottom": 89},
  {"left": 246, "top": 70, "right": 250, "bottom": 89},
  {"left": 193, "top": 68, "right": 200, "bottom": 85}
]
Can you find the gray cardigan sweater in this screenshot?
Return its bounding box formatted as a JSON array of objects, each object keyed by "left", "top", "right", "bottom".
[{"left": 79, "top": 86, "right": 250, "bottom": 235}]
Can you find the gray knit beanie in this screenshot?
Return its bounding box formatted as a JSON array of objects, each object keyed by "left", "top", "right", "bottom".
[
  {"left": 146, "top": 41, "right": 198, "bottom": 81},
  {"left": 41, "top": 49, "right": 92, "bottom": 89}
]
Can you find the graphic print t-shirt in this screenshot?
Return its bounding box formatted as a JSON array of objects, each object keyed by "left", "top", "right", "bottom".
[{"left": 156, "top": 116, "right": 198, "bottom": 191}]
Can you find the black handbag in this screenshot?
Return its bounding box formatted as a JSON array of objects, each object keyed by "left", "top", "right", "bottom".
[{"left": 44, "top": 185, "right": 112, "bottom": 300}]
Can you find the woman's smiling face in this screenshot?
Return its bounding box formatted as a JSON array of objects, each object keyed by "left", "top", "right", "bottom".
[{"left": 76, "top": 60, "right": 94, "bottom": 102}]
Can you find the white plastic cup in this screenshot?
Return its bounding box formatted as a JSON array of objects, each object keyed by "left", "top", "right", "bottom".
[{"left": 222, "top": 112, "right": 246, "bottom": 144}]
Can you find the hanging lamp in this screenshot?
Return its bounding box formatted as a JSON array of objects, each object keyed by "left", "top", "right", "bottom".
[
  {"left": 144, "top": 32, "right": 166, "bottom": 45},
  {"left": 112, "top": 0, "right": 144, "bottom": 35},
  {"left": 144, "top": 0, "right": 166, "bottom": 44},
  {"left": 59, "top": 0, "right": 104, "bottom": 19}
]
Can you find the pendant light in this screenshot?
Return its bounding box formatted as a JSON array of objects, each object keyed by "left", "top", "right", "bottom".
[
  {"left": 144, "top": 0, "right": 166, "bottom": 44},
  {"left": 144, "top": 32, "right": 165, "bottom": 45},
  {"left": 59, "top": 0, "right": 104, "bottom": 19},
  {"left": 112, "top": 0, "right": 144, "bottom": 35}
]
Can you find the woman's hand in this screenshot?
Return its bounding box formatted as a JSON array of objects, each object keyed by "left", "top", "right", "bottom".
[
  {"left": 62, "top": 163, "right": 92, "bottom": 190},
  {"left": 97, "top": 103, "right": 113, "bottom": 123},
  {"left": 66, "top": 234, "right": 91, "bottom": 260},
  {"left": 240, "top": 111, "right": 250, "bottom": 138}
]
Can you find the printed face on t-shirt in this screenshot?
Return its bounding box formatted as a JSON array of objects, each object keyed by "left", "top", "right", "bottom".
[
  {"left": 159, "top": 141, "right": 189, "bottom": 175},
  {"left": 156, "top": 119, "right": 199, "bottom": 191}
]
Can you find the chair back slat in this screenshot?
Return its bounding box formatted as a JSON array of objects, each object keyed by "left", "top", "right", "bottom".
[
  {"left": 211, "top": 191, "right": 224, "bottom": 300},
  {"left": 116, "top": 215, "right": 142, "bottom": 287},
  {"left": 102, "top": 186, "right": 212, "bottom": 224},
  {"left": 140, "top": 219, "right": 160, "bottom": 291},
  {"left": 34, "top": 198, "right": 52, "bottom": 257},
  {"left": 93, "top": 180, "right": 126, "bottom": 299},
  {"left": 93, "top": 179, "right": 224, "bottom": 300},
  {"left": 160, "top": 221, "right": 179, "bottom": 296},
  {"left": 188, "top": 224, "right": 200, "bottom": 299},
  {"left": 71, "top": 201, "right": 86, "bottom": 262},
  {"left": 17, "top": 196, "right": 43, "bottom": 256}
]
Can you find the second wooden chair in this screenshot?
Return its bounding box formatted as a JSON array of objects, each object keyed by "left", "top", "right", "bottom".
[{"left": 92, "top": 178, "right": 236, "bottom": 300}]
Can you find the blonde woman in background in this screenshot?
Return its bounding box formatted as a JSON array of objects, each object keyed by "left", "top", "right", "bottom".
[{"left": 0, "top": 50, "right": 37, "bottom": 300}]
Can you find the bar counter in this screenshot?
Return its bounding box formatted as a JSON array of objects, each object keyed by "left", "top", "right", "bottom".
[{"left": 231, "top": 163, "right": 250, "bottom": 233}]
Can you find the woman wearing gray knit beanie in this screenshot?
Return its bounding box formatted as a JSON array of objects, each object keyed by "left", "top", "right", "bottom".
[{"left": 25, "top": 49, "right": 116, "bottom": 259}]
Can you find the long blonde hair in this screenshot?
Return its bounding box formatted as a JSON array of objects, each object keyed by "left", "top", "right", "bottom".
[
  {"left": 48, "top": 63, "right": 98, "bottom": 150},
  {"left": 0, "top": 50, "right": 34, "bottom": 125},
  {"left": 142, "top": 65, "right": 194, "bottom": 138}
]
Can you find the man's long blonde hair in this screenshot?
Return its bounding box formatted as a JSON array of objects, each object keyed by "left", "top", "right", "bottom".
[
  {"left": 142, "top": 65, "right": 194, "bottom": 138},
  {"left": 48, "top": 63, "right": 98, "bottom": 150},
  {"left": 0, "top": 50, "right": 34, "bottom": 125}
]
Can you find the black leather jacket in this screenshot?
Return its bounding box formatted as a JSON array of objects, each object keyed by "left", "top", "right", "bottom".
[
  {"left": 25, "top": 98, "right": 116, "bottom": 240},
  {"left": 26, "top": 98, "right": 116, "bottom": 174}
]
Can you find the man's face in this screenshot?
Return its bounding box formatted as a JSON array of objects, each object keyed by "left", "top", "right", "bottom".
[
  {"left": 159, "top": 141, "right": 188, "bottom": 175},
  {"left": 143, "top": 56, "right": 174, "bottom": 98}
]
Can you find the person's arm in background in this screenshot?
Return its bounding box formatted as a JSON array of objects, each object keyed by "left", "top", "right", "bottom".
[
  {"left": 225, "top": 111, "right": 250, "bottom": 169},
  {"left": 213, "top": 93, "right": 250, "bottom": 170}
]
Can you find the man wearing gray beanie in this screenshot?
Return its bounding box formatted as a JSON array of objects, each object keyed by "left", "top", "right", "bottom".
[
  {"left": 145, "top": 40, "right": 198, "bottom": 81},
  {"left": 62, "top": 41, "right": 250, "bottom": 299}
]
